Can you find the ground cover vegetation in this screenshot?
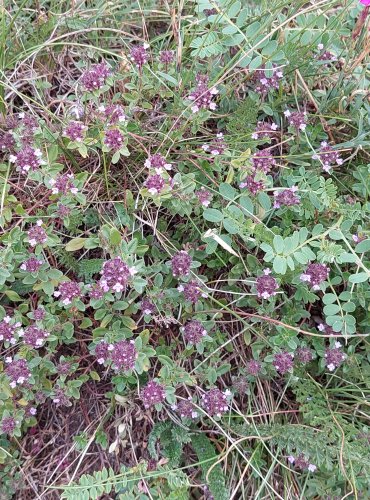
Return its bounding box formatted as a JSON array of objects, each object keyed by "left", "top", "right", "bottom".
[{"left": 0, "top": 0, "right": 369, "bottom": 498}]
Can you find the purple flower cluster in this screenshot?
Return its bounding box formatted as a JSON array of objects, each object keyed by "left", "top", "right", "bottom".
[
  {"left": 312, "top": 141, "right": 343, "bottom": 173},
  {"left": 273, "top": 351, "right": 294, "bottom": 374},
  {"left": 145, "top": 174, "right": 166, "bottom": 195},
  {"left": 81, "top": 62, "right": 110, "bottom": 91},
  {"left": 178, "top": 280, "right": 207, "bottom": 303},
  {"left": 173, "top": 398, "right": 198, "bottom": 419},
  {"left": 0, "top": 131, "right": 15, "bottom": 151},
  {"left": 141, "top": 298, "right": 156, "bottom": 315},
  {"left": 99, "top": 257, "right": 134, "bottom": 293},
  {"left": 201, "top": 388, "right": 230, "bottom": 417},
  {"left": 64, "top": 121, "right": 87, "bottom": 142},
  {"left": 252, "top": 121, "right": 279, "bottom": 140},
  {"left": 141, "top": 380, "right": 166, "bottom": 408},
  {"left": 9, "top": 146, "right": 43, "bottom": 174},
  {"left": 296, "top": 347, "right": 313, "bottom": 364},
  {"left": 0, "top": 316, "right": 20, "bottom": 344},
  {"left": 5, "top": 358, "right": 31, "bottom": 388},
  {"left": 110, "top": 340, "right": 138, "bottom": 372},
  {"left": 27, "top": 220, "right": 47, "bottom": 247},
  {"left": 130, "top": 45, "right": 149, "bottom": 69},
  {"left": 182, "top": 320, "right": 207, "bottom": 345},
  {"left": 188, "top": 74, "right": 218, "bottom": 113},
  {"left": 284, "top": 110, "right": 307, "bottom": 131},
  {"left": 256, "top": 269, "right": 279, "bottom": 299},
  {"left": 104, "top": 129, "right": 124, "bottom": 151},
  {"left": 246, "top": 359, "right": 262, "bottom": 376},
  {"left": 95, "top": 340, "right": 111, "bottom": 364},
  {"left": 20, "top": 256, "right": 43, "bottom": 273},
  {"left": 252, "top": 65, "right": 283, "bottom": 94},
  {"left": 251, "top": 149, "right": 276, "bottom": 173},
  {"left": 300, "top": 263, "right": 329, "bottom": 290},
  {"left": 56, "top": 204, "right": 71, "bottom": 218},
  {"left": 317, "top": 44, "right": 336, "bottom": 63},
  {"left": 52, "top": 388, "right": 70, "bottom": 406},
  {"left": 50, "top": 173, "right": 78, "bottom": 195},
  {"left": 273, "top": 187, "right": 300, "bottom": 208},
  {"left": 1, "top": 417, "right": 17, "bottom": 435},
  {"left": 99, "top": 104, "right": 126, "bottom": 124},
  {"left": 317, "top": 323, "right": 335, "bottom": 335},
  {"left": 240, "top": 148, "right": 275, "bottom": 195},
  {"left": 240, "top": 175, "right": 265, "bottom": 195},
  {"left": 22, "top": 325, "right": 49, "bottom": 348},
  {"left": 54, "top": 281, "right": 82, "bottom": 305},
  {"left": 325, "top": 343, "right": 347, "bottom": 371},
  {"left": 32, "top": 307, "right": 46, "bottom": 321},
  {"left": 288, "top": 454, "right": 316, "bottom": 472},
  {"left": 202, "top": 132, "right": 226, "bottom": 156},
  {"left": 195, "top": 187, "right": 212, "bottom": 207},
  {"left": 145, "top": 153, "right": 172, "bottom": 173},
  {"left": 171, "top": 250, "right": 192, "bottom": 278},
  {"left": 159, "top": 50, "right": 174, "bottom": 65}
]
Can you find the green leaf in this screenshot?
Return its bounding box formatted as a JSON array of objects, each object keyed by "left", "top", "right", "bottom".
[
  {"left": 219, "top": 183, "right": 236, "bottom": 200},
  {"left": 203, "top": 208, "right": 224, "bottom": 223},
  {"left": 4, "top": 290, "right": 22, "bottom": 302},
  {"left": 355, "top": 239, "right": 370, "bottom": 253},
  {"left": 348, "top": 272, "right": 369, "bottom": 284},
  {"left": 273, "top": 235, "right": 284, "bottom": 254},
  {"left": 65, "top": 238, "right": 86, "bottom": 252},
  {"left": 110, "top": 228, "right": 121, "bottom": 246},
  {"left": 273, "top": 255, "right": 287, "bottom": 274}
]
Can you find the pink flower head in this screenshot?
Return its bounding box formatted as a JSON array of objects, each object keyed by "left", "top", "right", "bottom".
[
  {"left": 312, "top": 141, "right": 343, "bottom": 173},
  {"left": 141, "top": 380, "right": 166, "bottom": 408},
  {"left": 9, "top": 146, "right": 43, "bottom": 174},
  {"left": 174, "top": 398, "right": 198, "bottom": 419},
  {"left": 159, "top": 50, "right": 174, "bottom": 64},
  {"left": 6, "top": 358, "right": 31, "bottom": 388},
  {"left": 284, "top": 110, "right": 307, "bottom": 131},
  {"left": 256, "top": 270, "right": 279, "bottom": 299},
  {"left": 246, "top": 359, "right": 262, "bottom": 376},
  {"left": 54, "top": 281, "right": 82, "bottom": 305},
  {"left": 130, "top": 45, "right": 149, "bottom": 69},
  {"left": 178, "top": 280, "right": 207, "bottom": 304},
  {"left": 171, "top": 250, "right": 192, "bottom": 277},
  {"left": 49, "top": 173, "right": 78, "bottom": 195},
  {"left": 273, "top": 187, "right": 300, "bottom": 209},
  {"left": 273, "top": 351, "right": 294, "bottom": 374},
  {"left": 104, "top": 129, "right": 124, "bottom": 151},
  {"left": 240, "top": 175, "right": 265, "bottom": 195},
  {"left": 64, "top": 121, "right": 87, "bottom": 142},
  {"left": 201, "top": 388, "right": 229, "bottom": 417},
  {"left": 81, "top": 62, "right": 110, "bottom": 91},
  {"left": 27, "top": 221, "right": 47, "bottom": 247},
  {"left": 145, "top": 174, "right": 166, "bottom": 195},
  {"left": 144, "top": 153, "right": 172, "bottom": 173},
  {"left": 188, "top": 74, "right": 218, "bottom": 113},
  {"left": 300, "top": 263, "right": 329, "bottom": 290},
  {"left": 0, "top": 316, "right": 20, "bottom": 344},
  {"left": 182, "top": 320, "right": 207, "bottom": 345},
  {"left": 99, "top": 257, "right": 132, "bottom": 293},
  {"left": 252, "top": 64, "right": 283, "bottom": 94},
  {"left": 251, "top": 149, "right": 276, "bottom": 173},
  {"left": 360, "top": 0, "right": 370, "bottom": 5},
  {"left": 110, "top": 340, "right": 137, "bottom": 372},
  {"left": 252, "top": 121, "right": 279, "bottom": 140},
  {"left": 23, "top": 325, "right": 49, "bottom": 348},
  {"left": 20, "top": 256, "right": 43, "bottom": 273},
  {"left": 195, "top": 187, "right": 212, "bottom": 207}
]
